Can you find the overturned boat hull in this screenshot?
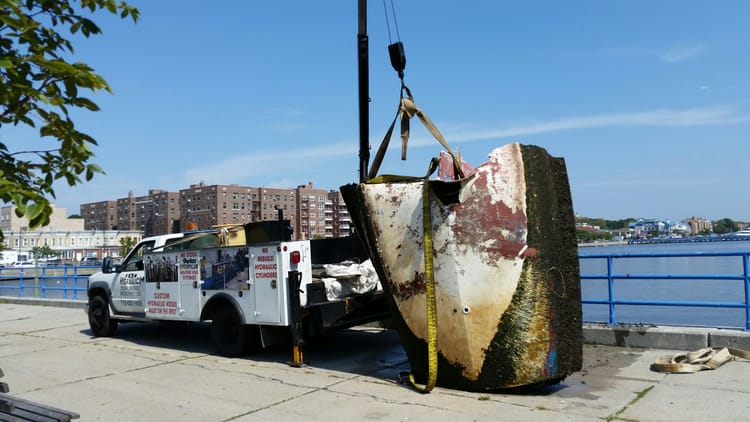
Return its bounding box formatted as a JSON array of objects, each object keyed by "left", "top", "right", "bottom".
[{"left": 341, "top": 143, "right": 582, "bottom": 391}]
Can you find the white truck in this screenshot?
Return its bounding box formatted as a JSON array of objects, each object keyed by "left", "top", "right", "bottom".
[{"left": 86, "top": 220, "right": 388, "bottom": 362}]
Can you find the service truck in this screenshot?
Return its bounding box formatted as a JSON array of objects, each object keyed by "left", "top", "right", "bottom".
[{"left": 86, "top": 220, "right": 388, "bottom": 362}]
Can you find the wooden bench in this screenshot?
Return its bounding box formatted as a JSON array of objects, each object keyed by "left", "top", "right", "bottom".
[{"left": 0, "top": 369, "right": 79, "bottom": 421}]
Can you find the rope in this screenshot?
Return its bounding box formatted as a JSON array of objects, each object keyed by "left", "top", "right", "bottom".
[{"left": 651, "top": 346, "right": 750, "bottom": 373}]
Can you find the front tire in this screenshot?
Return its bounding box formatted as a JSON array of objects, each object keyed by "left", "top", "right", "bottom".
[
  {"left": 211, "top": 305, "right": 248, "bottom": 357},
  {"left": 89, "top": 295, "right": 118, "bottom": 337}
]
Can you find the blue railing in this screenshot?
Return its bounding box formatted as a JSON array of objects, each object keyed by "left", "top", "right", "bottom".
[
  {"left": 4, "top": 252, "right": 750, "bottom": 330},
  {"left": 0, "top": 266, "right": 97, "bottom": 300},
  {"left": 581, "top": 251, "right": 750, "bottom": 330}
]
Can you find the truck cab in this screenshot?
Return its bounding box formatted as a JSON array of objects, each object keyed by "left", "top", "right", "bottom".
[{"left": 87, "top": 233, "right": 183, "bottom": 334}]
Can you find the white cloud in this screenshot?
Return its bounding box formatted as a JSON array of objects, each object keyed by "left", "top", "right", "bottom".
[
  {"left": 660, "top": 44, "right": 703, "bottom": 63},
  {"left": 179, "top": 106, "right": 750, "bottom": 185},
  {"left": 181, "top": 141, "right": 357, "bottom": 186},
  {"left": 409, "top": 106, "right": 750, "bottom": 147}
]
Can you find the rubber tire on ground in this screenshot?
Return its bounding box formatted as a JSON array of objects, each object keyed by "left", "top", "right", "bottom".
[
  {"left": 211, "top": 305, "right": 249, "bottom": 357},
  {"left": 88, "top": 295, "right": 118, "bottom": 337}
]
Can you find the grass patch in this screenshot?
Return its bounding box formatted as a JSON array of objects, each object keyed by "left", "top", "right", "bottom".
[{"left": 604, "top": 385, "right": 654, "bottom": 421}]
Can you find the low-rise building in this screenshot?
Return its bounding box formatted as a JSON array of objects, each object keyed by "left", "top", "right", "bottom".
[{"left": 1, "top": 204, "right": 142, "bottom": 263}]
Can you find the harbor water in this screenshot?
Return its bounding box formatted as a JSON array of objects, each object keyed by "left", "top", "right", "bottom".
[{"left": 579, "top": 240, "right": 750, "bottom": 329}]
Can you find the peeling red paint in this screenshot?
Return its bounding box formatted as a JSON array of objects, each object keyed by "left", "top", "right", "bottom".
[{"left": 391, "top": 271, "right": 427, "bottom": 301}]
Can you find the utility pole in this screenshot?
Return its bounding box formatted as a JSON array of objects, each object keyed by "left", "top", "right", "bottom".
[{"left": 357, "top": 0, "right": 369, "bottom": 182}]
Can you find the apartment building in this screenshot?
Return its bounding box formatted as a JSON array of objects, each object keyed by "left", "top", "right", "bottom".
[
  {"left": 686, "top": 216, "right": 713, "bottom": 235},
  {"left": 80, "top": 200, "right": 117, "bottom": 231},
  {"left": 80, "top": 182, "right": 353, "bottom": 240},
  {"left": 180, "top": 183, "right": 261, "bottom": 231},
  {"left": 296, "top": 182, "right": 328, "bottom": 239},
  {"left": 327, "top": 189, "right": 352, "bottom": 237}
]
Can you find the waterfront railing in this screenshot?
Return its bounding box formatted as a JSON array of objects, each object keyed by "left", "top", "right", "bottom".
[
  {"left": 3, "top": 251, "right": 750, "bottom": 331},
  {"left": 581, "top": 251, "right": 750, "bottom": 330},
  {"left": 0, "top": 266, "right": 98, "bottom": 301}
]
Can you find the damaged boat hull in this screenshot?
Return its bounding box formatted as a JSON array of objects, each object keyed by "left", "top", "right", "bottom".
[{"left": 341, "top": 143, "right": 582, "bottom": 391}]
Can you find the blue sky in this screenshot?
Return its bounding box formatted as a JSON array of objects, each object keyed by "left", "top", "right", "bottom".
[{"left": 5, "top": 1, "right": 750, "bottom": 222}]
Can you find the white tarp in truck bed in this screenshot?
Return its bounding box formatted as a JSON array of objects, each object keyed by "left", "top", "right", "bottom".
[{"left": 319, "top": 259, "right": 381, "bottom": 301}]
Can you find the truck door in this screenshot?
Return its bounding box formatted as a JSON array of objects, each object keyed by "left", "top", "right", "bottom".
[
  {"left": 109, "top": 240, "right": 155, "bottom": 315},
  {"left": 176, "top": 250, "right": 201, "bottom": 320},
  {"left": 249, "top": 246, "right": 284, "bottom": 324},
  {"left": 144, "top": 252, "right": 181, "bottom": 320},
  {"left": 144, "top": 251, "right": 202, "bottom": 320}
]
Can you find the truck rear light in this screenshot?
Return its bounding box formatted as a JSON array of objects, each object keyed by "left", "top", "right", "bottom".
[{"left": 290, "top": 250, "right": 301, "bottom": 264}]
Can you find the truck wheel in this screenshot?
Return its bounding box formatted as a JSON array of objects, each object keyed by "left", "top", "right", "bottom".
[
  {"left": 89, "top": 295, "right": 118, "bottom": 337},
  {"left": 211, "top": 305, "right": 248, "bottom": 357}
]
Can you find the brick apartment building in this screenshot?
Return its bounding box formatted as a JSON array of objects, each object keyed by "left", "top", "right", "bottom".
[{"left": 81, "top": 182, "right": 352, "bottom": 239}]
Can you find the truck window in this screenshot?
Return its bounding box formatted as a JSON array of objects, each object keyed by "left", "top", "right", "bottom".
[{"left": 121, "top": 241, "right": 155, "bottom": 272}]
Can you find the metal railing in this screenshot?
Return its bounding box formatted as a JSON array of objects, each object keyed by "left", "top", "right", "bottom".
[
  {"left": 581, "top": 251, "right": 750, "bottom": 330},
  {"left": 0, "top": 266, "right": 98, "bottom": 301},
  {"left": 4, "top": 252, "right": 750, "bottom": 331}
]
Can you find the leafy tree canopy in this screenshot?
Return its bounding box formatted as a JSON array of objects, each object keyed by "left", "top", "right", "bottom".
[
  {"left": 31, "top": 244, "right": 58, "bottom": 258},
  {"left": 712, "top": 218, "right": 739, "bottom": 234},
  {"left": 119, "top": 235, "right": 136, "bottom": 256},
  {"left": 576, "top": 216, "right": 636, "bottom": 230},
  {"left": 0, "top": 0, "right": 139, "bottom": 239}
]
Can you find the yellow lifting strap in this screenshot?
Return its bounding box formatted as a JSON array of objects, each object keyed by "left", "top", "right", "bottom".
[
  {"left": 366, "top": 160, "right": 441, "bottom": 393},
  {"left": 651, "top": 346, "right": 750, "bottom": 373},
  {"left": 367, "top": 85, "right": 463, "bottom": 181},
  {"left": 366, "top": 85, "right": 459, "bottom": 393},
  {"left": 407, "top": 174, "right": 439, "bottom": 393}
]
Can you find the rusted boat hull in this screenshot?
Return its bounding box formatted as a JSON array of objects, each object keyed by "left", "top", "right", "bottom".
[{"left": 341, "top": 143, "right": 582, "bottom": 391}]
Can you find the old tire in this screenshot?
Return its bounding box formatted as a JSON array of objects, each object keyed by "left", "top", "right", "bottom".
[
  {"left": 211, "top": 305, "right": 248, "bottom": 357},
  {"left": 89, "top": 295, "right": 118, "bottom": 337}
]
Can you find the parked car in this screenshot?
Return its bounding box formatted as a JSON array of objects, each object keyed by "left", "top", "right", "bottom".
[
  {"left": 81, "top": 257, "right": 102, "bottom": 266},
  {"left": 15, "top": 261, "right": 36, "bottom": 268}
]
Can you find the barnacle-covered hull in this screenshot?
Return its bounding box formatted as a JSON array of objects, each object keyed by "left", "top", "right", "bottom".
[{"left": 341, "top": 143, "right": 582, "bottom": 390}]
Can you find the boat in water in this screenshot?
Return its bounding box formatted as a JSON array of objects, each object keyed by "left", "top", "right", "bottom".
[{"left": 341, "top": 142, "right": 583, "bottom": 391}]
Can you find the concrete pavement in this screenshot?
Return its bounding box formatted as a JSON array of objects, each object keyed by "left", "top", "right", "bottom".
[{"left": 1, "top": 302, "right": 750, "bottom": 421}]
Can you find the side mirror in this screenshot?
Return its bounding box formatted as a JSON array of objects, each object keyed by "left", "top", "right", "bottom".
[{"left": 102, "top": 256, "right": 113, "bottom": 274}]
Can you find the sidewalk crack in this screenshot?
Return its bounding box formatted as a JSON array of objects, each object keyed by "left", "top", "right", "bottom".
[{"left": 604, "top": 385, "right": 654, "bottom": 421}]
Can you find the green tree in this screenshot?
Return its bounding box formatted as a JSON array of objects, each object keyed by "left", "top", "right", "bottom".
[
  {"left": 576, "top": 229, "right": 613, "bottom": 243},
  {"left": 119, "top": 236, "right": 136, "bottom": 256},
  {"left": 0, "top": 0, "right": 139, "bottom": 238},
  {"left": 712, "top": 218, "right": 738, "bottom": 234},
  {"left": 31, "top": 244, "right": 59, "bottom": 259},
  {"left": 575, "top": 216, "right": 636, "bottom": 231}
]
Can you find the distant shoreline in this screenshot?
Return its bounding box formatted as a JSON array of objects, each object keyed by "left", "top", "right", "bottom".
[
  {"left": 577, "top": 240, "right": 628, "bottom": 248},
  {"left": 578, "top": 236, "right": 750, "bottom": 247}
]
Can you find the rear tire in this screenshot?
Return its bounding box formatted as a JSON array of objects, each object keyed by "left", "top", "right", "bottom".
[
  {"left": 89, "top": 295, "right": 118, "bottom": 337},
  {"left": 211, "top": 305, "right": 248, "bottom": 357}
]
